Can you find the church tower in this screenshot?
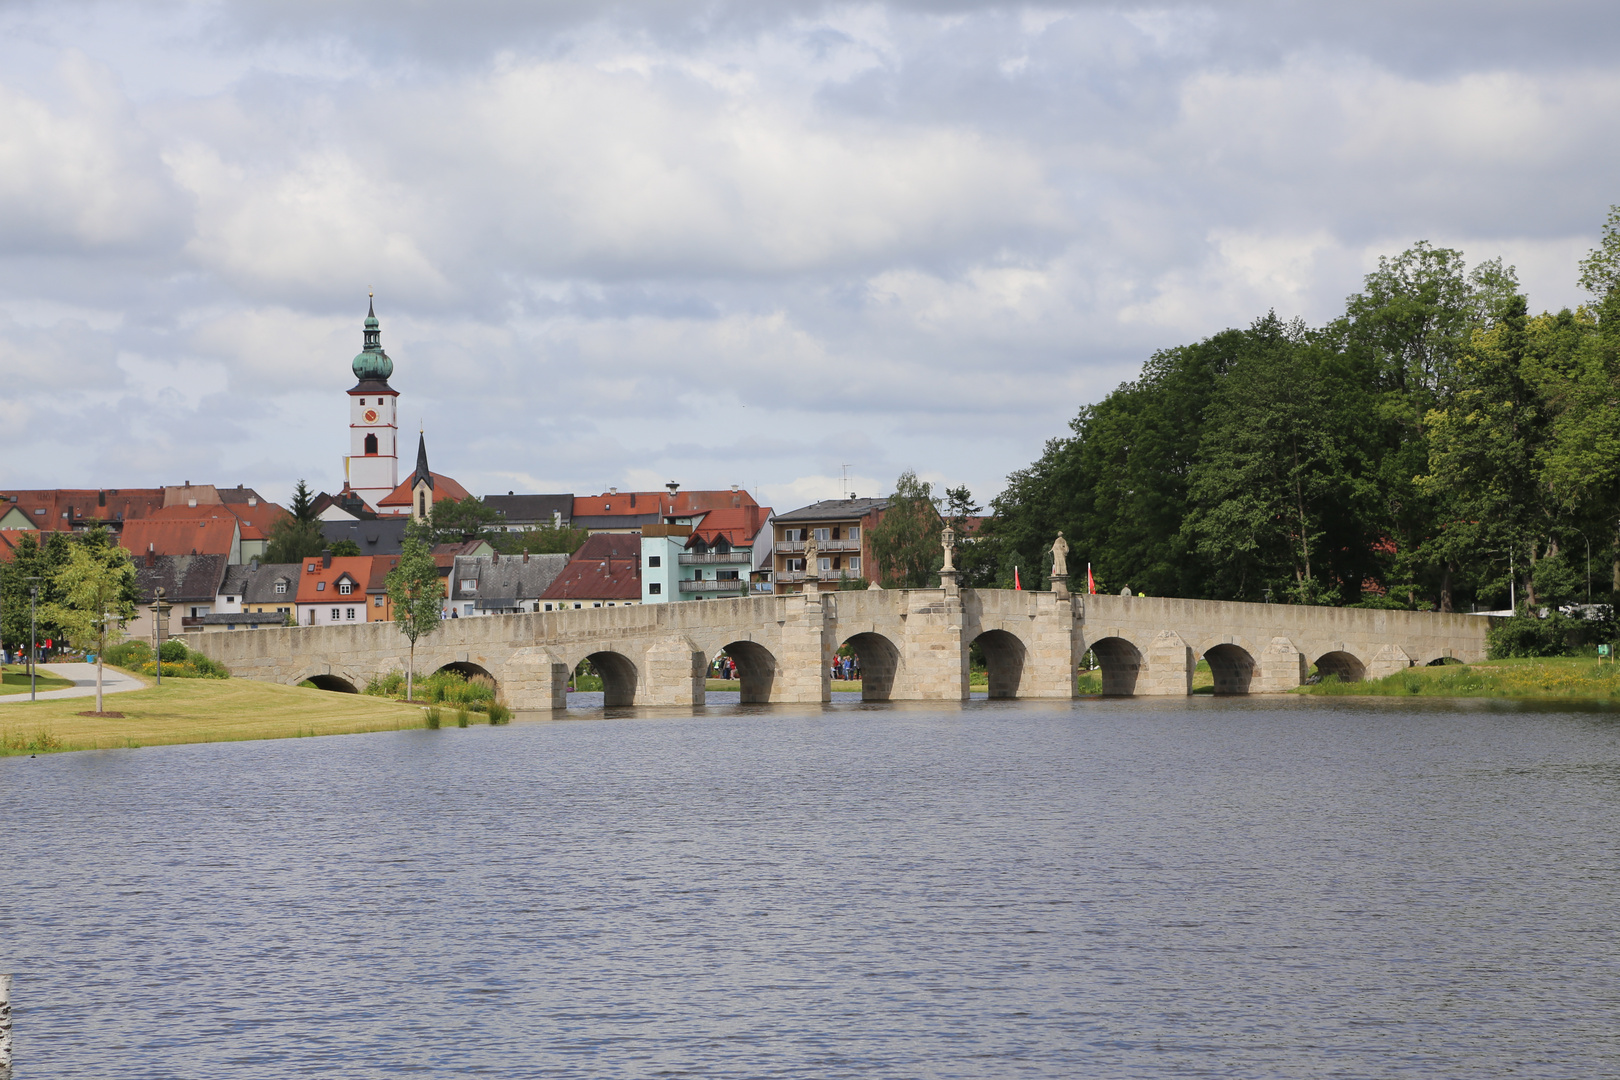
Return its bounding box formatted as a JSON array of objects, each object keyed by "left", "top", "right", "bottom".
[{"left": 345, "top": 296, "right": 399, "bottom": 511}]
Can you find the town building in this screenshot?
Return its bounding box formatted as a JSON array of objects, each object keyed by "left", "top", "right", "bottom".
[
  {"left": 293, "top": 553, "right": 376, "bottom": 627},
  {"left": 539, "top": 533, "right": 641, "bottom": 610},
  {"left": 640, "top": 505, "right": 772, "bottom": 603},
  {"left": 484, "top": 493, "right": 574, "bottom": 532},
  {"left": 449, "top": 552, "right": 570, "bottom": 616},
  {"left": 237, "top": 562, "right": 302, "bottom": 622},
  {"left": 120, "top": 515, "right": 242, "bottom": 564},
  {"left": 571, "top": 486, "right": 762, "bottom": 534},
  {"left": 771, "top": 497, "right": 890, "bottom": 594},
  {"left": 0, "top": 488, "right": 166, "bottom": 535},
  {"left": 320, "top": 517, "right": 414, "bottom": 557},
  {"left": 127, "top": 553, "right": 229, "bottom": 642}
]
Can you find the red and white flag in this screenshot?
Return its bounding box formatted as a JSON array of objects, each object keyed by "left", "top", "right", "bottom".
[
  {"left": 1014, "top": 566, "right": 1022, "bottom": 591},
  {"left": 1087, "top": 563, "right": 1096, "bottom": 595}
]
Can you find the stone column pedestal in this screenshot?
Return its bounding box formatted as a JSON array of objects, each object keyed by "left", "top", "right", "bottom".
[{"left": 1050, "top": 573, "right": 1070, "bottom": 600}]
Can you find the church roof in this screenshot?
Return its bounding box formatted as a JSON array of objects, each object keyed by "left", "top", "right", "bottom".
[{"left": 375, "top": 471, "right": 471, "bottom": 509}]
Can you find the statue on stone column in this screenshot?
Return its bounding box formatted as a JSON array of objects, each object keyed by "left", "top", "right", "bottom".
[
  {"left": 941, "top": 524, "right": 956, "bottom": 572},
  {"left": 802, "top": 531, "right": 818, "bottom": 574},
  {"left": 1050, "top": 532, "right": 1069, "bottom": 578}
]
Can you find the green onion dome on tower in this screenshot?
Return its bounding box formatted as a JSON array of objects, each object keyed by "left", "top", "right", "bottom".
[{"left": 351, "top": 295, "right": 394, "bottom": 382}]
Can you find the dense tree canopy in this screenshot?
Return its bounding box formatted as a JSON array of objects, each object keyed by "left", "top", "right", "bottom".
[{"left": 979, "top": 211, "right": 1620, "bottom": 613}]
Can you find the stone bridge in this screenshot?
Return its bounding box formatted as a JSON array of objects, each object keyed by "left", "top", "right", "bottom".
[{"left": 180, "top": 586, "right": 1489, "bottom": 710}]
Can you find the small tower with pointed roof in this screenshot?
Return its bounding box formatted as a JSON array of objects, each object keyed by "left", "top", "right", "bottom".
[
  {"left": 345, "top": 295, "right": 400, "bottom": 512},
  {"left": 410, "top": 432, "right": 434, "bottom": 522}
]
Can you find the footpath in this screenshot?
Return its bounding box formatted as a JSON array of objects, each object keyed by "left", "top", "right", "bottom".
[{"left": 0, "top": 662, "right": 145, "bottom": 703}]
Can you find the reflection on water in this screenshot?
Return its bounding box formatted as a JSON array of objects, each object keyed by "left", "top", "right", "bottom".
[{"left": 4, "top": 696, "right": 1620, "bottom": 1078}]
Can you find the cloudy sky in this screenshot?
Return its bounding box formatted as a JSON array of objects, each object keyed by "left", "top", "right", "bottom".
[{"left": 3, "top": 1, "right": 1617, "bottom": 512}]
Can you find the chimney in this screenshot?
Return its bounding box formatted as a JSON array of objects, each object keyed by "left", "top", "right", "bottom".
[
  {"left": 609, "top": 486, "right": 617, "bottom": 495},
  {"left": 492, "top": 551, "right": 500, "bottom": 564},
  {"left": 98, "top": 490, "right": 106, "bottom": 507},
  {"left": 522, "top": 552, "right": 529, "bottom": 563},
  {"left": 322, "top": 549, "right": 332, "bottom": 569}
]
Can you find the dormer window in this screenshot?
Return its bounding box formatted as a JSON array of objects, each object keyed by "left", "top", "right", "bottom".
[
  {"left": 339, "top": 581, "right": 352, "bottom": 595},
  {"left": 275, "top": 581, "right": 288, "bottom": 594}
]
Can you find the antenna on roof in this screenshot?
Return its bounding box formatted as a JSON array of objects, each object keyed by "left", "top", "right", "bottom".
[{"left": 842, "top": 464, "right": 854, "bottom": 500}]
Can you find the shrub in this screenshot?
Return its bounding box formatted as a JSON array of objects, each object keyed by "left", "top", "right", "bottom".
[
  {"left": 1487, "top": 612, "right": 1572, "bottom": 659},
  {"left": 365, "top": 671, "right": 406, "bottom": 697},
  {"left": 487, "top": 702, "right": 511, "bottom": 725},
  {"left": 424, "top": 706, "right": 441, "bottom": 729},
  {"left": 103, "top": 640, "right": 152, "bottom": 669},
  {"left": 456, "top": 706, "right": 470, "bottom": 728},
  {"left": 136, "top": 656, "right": 229, "bottom": 679},
  {"left": 159, "top": 640, "right": 189, "bottom": 662}
]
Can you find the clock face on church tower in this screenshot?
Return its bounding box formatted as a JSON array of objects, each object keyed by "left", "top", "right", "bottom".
[{"left": 364, "top": 409, "right": 378, "bottom": 423}]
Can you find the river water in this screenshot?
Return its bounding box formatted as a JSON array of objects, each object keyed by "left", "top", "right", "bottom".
[{"left": 3, "top": 696, "right": 1619, "bottom": 1078}]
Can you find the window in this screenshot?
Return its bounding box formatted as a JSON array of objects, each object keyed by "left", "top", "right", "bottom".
[
  {"left": 785, "top": 558, "right": 804, "bottom": 572},
  {"left": 330, "top": 608, "right": 340, "bottom": 620},
  {"left": 819, "top": 557, "right": 832, "bottom": 573},
  {"left": 359, "top": 398, "right": 365, "bottom": 405},
  {"left": 277, "top": 607, "right": 290, "bottom": 614},
  {"left": 848, "top": 526, "right": 860, "bottom": 541},
  {"left": 848, "top": 557, "right": 860, "bottom": 573},
  {"left": 813, "top": 528, "right": 831, "bottom": 542},
  {"left": 345, "top": 608, "right": 356, "bottom": 620},
  {"left": 275, "top": 581, "right": 287, "bottom": 594},
  {"left": 544, "top": 603, "right": 553, "bottom": 611},
  {"left": 32, "top": 508, "right": 43, "bottom": 515},
  {"left": 463, "top": 579, "right": 477, "bottom": 592},
  {"left": 317, "top": 581, "right": 326, "bottom": 591},
  {"left": 648, "top": 555, "right": 661, "bottom": 567},
  {"left": 593, "top": 602, "right": 602, "bottom": 608},
  {"left": 364, "top": 433, "right": 378, "bottom": 455},
  {"left": 307, "top": 563, "right": 317, "bottom": 573},
  {"left": 718, "top": 570, "right": 739, "bottom": 580},
  {"left": 649, "top": 583, "right": 662, "bottom": 594},
  {"left": 782, "top": 527, "right": 803, "bottom": 542},
  {"left": 374, "top": 596, "right": 383, "bottom": 607},
  {"left": 339, "top": 582, "right": 352, "bottom": 595},
  {"left": 573, "top": 603, "right": 582, "bottom": 609},
  {"left": 464, "top": 604, "right": 474, "bottom": 616}
]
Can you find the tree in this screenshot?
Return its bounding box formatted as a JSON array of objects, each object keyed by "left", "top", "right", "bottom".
[
  {"left": 45, "top": 541, "right": 136, "bottom": 713},
  {"left": 289, "top": 480, "right": 317, "bottom": 523},
  {"left": 1, "top": 531, "right": 73, "bottom": 672},
  {"left": 428, "top": 496, "right": 501, "bottom": 545},
  {"left": 869, "top": 470, "right": 943, "bottom": 588},
  {"left": 491, "top": 524, "right": 589, "bottom": 556},
  {"left": 386, "top": 535, "right": 443, "bottom": 700},
  {"left": 265, "top": 516, "right": 326, "bottom": 563},
  {"left": 328, "top": 539, "right": 362, "bottom": 557}
]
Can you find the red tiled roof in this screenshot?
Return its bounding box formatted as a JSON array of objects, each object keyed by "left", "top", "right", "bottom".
[
  {"left": 572, "top": 489, "right": 759, "bottom": 518},
  {"left": 376, "top": 472, "right": 472, "bottom": 509},
  {"left": 142, "top": 501, "right": 290, "bottom": 543},
  {"left": 293, "top": 557, "right": 375, "bottom": 604},
  {"left": 540, "top": 558, "right": 640, "bottom": 601},
  {"left": 571, "top": 533, "right": 642, "bottom": 561},
  {"left": 366, "top": 556, "right": 401, "bottom": 593},
  {"left": 119, "top": 517, "right": 238, "bottom": 558},
  {"left": 690, "top": 505, "right": 771, "bottom": 547},
  {"left": 0, "top": 488, "right": 166, "bottom": 531}
]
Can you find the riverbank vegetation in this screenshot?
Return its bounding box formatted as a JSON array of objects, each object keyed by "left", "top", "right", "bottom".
[
  {"left": 957, "top": 211, "right": 1620, "bottom": 622},
  {"left": 1297, "top": 656, "right": 1620, "bottom": 700},
  {"left": 0, "top": 676, "right": 429, "bottom": 756},
  {"left": 364, "top": 668, "right": 496, "bottom": 709}
]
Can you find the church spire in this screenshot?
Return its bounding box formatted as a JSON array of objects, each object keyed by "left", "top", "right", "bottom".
[
  {"left": 352, "top": 294, "right": 393, "bottom": 382},
  {"left": 412, "top": 432, "right": 434, "bottom": 491}
]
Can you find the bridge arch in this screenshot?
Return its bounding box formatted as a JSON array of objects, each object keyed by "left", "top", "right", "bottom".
[
  {"left": 710, "top": 640, "right": 778, "bottom": 704},
  {"left": 1314, "top": 650, "right": 1366, "bottom": 683},
  {"left": 303, "top": 672, "right": 360, "bottom": 694},
  {"left": 582, "top": 650, "right": 639, "bottom": 707},
  {"left": 435, "top": 660, "right": 497, "bottom": 688},
  {"left": 1203, "top": 643, "right": 1256, "bottom": 695},
  {"left": 969, "top": 628, "right": 1027, "bottom": 698},
  {"left": 1087, "top": 636, "right": 1144, "bottom": 696},
  {"left": 840, "top": 631, "right": 900, "bottom": 701}
]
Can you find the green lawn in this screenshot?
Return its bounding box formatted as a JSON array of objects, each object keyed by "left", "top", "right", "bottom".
[
  {"left": 0, "top": 665, "right": 75, "bottom": 696},
  {"left": 1, "top": 674, "right": 430, "bottom": 756},
  {"left": 1296, "top": 655, "right": 1620, "bottom": 700}
]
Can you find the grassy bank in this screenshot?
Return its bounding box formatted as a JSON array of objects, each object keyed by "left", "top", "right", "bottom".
[
  {"left": 1, "top": 665, "right": 75, "bottom": 696},
  {"left": 1296, "top": 656, "right": 1620, "bottom": 701},
  {"left": 0, "top": 675, "right": 429, "bottom": 756}
]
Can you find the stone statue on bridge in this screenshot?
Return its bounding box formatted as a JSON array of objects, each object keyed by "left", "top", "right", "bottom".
[
  {"left": 1051, "top": 532, "right": 1068, "bottom": 578},
  {"left": 803, "top": 531, "right": 818, "bottom": 574}
]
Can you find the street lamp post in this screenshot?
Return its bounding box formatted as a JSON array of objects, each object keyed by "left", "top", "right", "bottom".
[{"left": 26, "top": 578, "right": 40, "bottom": 702}]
